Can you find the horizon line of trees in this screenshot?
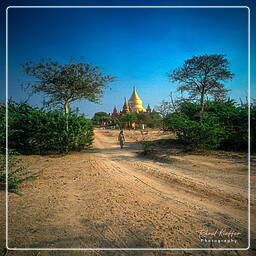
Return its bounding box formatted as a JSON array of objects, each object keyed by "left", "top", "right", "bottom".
[{"left": 92, "top": 110, "right": 163, "bottom": 129}]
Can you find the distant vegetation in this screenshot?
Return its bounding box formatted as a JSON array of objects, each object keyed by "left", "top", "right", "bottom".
[
  {"left": 92, "top": 111, "right": 163, "bottom": 130},
  {"left": 136, "top": 112, "right": 162, "bottom": 129},
  {"left": 120, "top": 113, "right": 138, "bottom": 129},
  {"left": 92, "top": 112, "right": 111, "bottom": 125}
]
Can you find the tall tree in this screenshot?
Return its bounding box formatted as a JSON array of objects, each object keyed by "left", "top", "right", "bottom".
[
  {"left": 21, "top": 58, "right": 115, "bottom": 115},
  {"left": 22, "top": 58, "right": 115, "bottom": 135},
  {"left": 167, "top": 54, "right": 234, "bottom": 118}
]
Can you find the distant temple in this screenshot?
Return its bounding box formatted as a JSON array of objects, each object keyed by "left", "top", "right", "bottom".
[
  {"left": 128, "top": 87, "right": 146, "bottom": 112},
  {"left": 112, "top": 87, "right": 152, "bottom": 118}
]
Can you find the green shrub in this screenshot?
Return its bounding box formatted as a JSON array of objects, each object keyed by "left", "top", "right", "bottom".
[
  {"left": 67, "top": 113, "right": 94, "bottom": 151},
  {"left": 163, "top": 113, "right": 227, "bottom": 150},
  {"left": 219, "top": 103, "right": 248, "bottom": 151},
  {"left": 0, "top": 149, "right": 38, "bottom": 194},
  {"left": 178, "top": 102, "right": 201, "bottom": 121},
  {"left": 175, "top": 100, "right": 253, "bottom": 151},
  {"left": 0, "top": 101, "right": 94, "bottom": 154}
]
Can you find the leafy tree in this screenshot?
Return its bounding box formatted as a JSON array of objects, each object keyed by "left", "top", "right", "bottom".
[
  {"left": 22, "top": 59, "right": 115, "bottom": 114},
  {"left": 168, "top": 54, "right": 234, "bottom": 117},
  {"left": 21, "top": 58, "right": 115, "bottom": 137},
  {"left": 136, "top": 112, "right": 149, "bottom": 125},
  {"left": 120, "top": 113, "right": 138, "bottom": 129},
  {"left": 92, "top": 112, "right": 111, "bottom": 124},
  {"left": 138, "top": 112, "right": 163, "bottom": 128},
  {"left": 133, "top": 112, "right": 163, "bottom": 129},
  {"left": 147, "top": 112, "right": 162, "bottom": 128}
]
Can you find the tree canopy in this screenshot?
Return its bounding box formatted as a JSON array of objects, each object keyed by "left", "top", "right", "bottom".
[
  {"left": 21, "top": 58, "right": 115, "bottom": 114},
  {"left": 168, "top": 54, "right": 234, "bottom": 115},
  {"left": 121, "top": 113, "right": 138, "bottom": 124},
  {"left": 92, "top": 112, "right": 111, "bottom": 123}
]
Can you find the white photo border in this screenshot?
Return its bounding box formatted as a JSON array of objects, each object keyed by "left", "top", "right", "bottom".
[{"left": 5, "top": 5, "right": 251, "bottom": 251}]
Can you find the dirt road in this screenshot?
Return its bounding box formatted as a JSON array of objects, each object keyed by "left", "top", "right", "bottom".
[{"left": 1, "top": 129, "right": 255, "bottom": 255}]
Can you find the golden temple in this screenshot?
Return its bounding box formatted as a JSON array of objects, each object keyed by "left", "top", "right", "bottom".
[
  {"left": 128, "top": 87, "right": 146, "bottom": 112},
  {"left": 112, "top": 87, "right": 151, "bottom": 119}
]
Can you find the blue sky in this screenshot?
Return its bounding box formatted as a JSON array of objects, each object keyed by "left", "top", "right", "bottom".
[{"left": 0, "top": 0, "right": 255, "bottom": 118}]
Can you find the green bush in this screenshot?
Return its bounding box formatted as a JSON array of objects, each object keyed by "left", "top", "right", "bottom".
[
  {"left": 163, "top": 113, "right": 227, "bottom": 150},
  {"left": 0, "top": 149, "right": 38, "bottom": 194},
  {"left": 0, "top": 101, "right": 94, "bottom": 154},
  {"left": 178, "top": 102, "right": 201, "bottom": 121},
  {"left": 67, "top": 113, "right": 94, "bottom": 151},
  {"left": 175, "top": 100, "right": 254, "bottom": 151}
]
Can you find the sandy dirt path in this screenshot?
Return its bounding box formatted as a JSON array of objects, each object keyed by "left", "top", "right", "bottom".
[{"left": 1, "top": 129, "right": 255, "bottom": 256}]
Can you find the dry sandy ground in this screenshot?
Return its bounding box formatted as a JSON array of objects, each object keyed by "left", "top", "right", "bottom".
[{"left": 0, "top": 129, "right": 255, "bottom": 256}]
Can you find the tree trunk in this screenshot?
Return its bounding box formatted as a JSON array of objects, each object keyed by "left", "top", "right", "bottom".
[
  {"left": 64, "top": 102, "right": 69, "bottom": 153},
  {"left": 64, "top": 102, "right": 69, "bottom": 115},
  {"left": 64, "top": 102, "right": 69, "bottom": 131},
  {"left": 200, "top": 92, "right": 205, "bottom": 121}
]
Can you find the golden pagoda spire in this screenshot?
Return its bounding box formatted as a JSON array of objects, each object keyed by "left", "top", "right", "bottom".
[{"left": 128, "top": 87, "right": 146, "bottom": 112}]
